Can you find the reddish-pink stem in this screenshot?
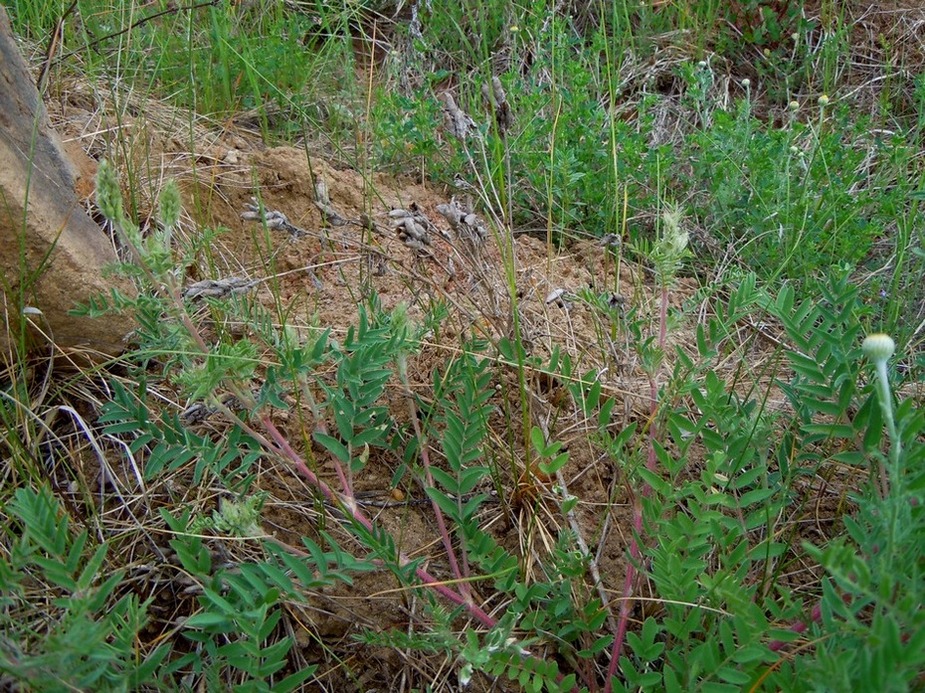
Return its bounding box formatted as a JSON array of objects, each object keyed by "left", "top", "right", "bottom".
[
  {"left": 334, "top": 451, "right": 353, "bottom": 498},
  {"left": 262, "top": 414, "right": 589, "bottom": 692},
  {"left": 399, "top": 364, "right": 471, "bottom": 602},
  {"left": 260, "top": 415, "right": 494, "bottom": 627},
  {"left": 156, "top": 257, "right": 508, "bottom": 656},
  {"left": 608, "top": 494, "right": 644, "bottom": 683},
  {"left": 605, "top": 284, "right": 669, "bottom": 691},
  {"left": 418, "top": 434, "right": 473, "bottom": 601}
]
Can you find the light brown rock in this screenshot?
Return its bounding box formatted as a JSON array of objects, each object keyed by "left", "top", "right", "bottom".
[{"left": 0, "top": 7, "right": 133, "bottom": 358}]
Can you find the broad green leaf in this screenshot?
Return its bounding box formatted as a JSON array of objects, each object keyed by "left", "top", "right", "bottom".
[
  {"left": 313, "top": 432, "right": 350, "bottom": 464},
  {"left": 184, "top": 611, "right": 231, "bottom": 629}
]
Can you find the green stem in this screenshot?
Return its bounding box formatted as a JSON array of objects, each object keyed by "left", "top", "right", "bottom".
[{"left": 874, "top": 360, "right": 901, "bottom": 466}]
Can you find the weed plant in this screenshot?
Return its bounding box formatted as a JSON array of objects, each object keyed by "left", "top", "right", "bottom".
[
  {"left": 3, "top": 165, "right": 920, "bottom": 690},
  {"left": 1, "top": 1, "right": 924, "bottom": 691},
  {"left": 3, "top": 164, "right": 925, "bottom": 690}
]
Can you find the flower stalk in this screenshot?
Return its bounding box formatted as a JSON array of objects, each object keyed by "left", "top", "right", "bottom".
[
  {"left": 606, "top": 206, "right": 689, "bottom": 690},
  {"left": 863, "top": 333, "right": 900, "bottom": 498}
]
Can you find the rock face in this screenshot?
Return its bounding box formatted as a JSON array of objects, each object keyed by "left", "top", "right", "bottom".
[{"left": 0, "top": 7, "right": 133, "bottom": 358}]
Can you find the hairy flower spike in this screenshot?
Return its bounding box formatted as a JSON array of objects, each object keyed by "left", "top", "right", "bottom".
[
  {"left": 158, "top": 179, "right": 182, "bottom": 232},
  {"left": 663, "top": 206, "right": 689, "bottom": 256},
  {"left": 651, "top": 204, "right": 689, "bottom": 285},
  {"left": 390, "top": 301, "right": 410, "bottom": 340},
  {"left": 95, "top": 160, "right": 123, "bottom": 223}
]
